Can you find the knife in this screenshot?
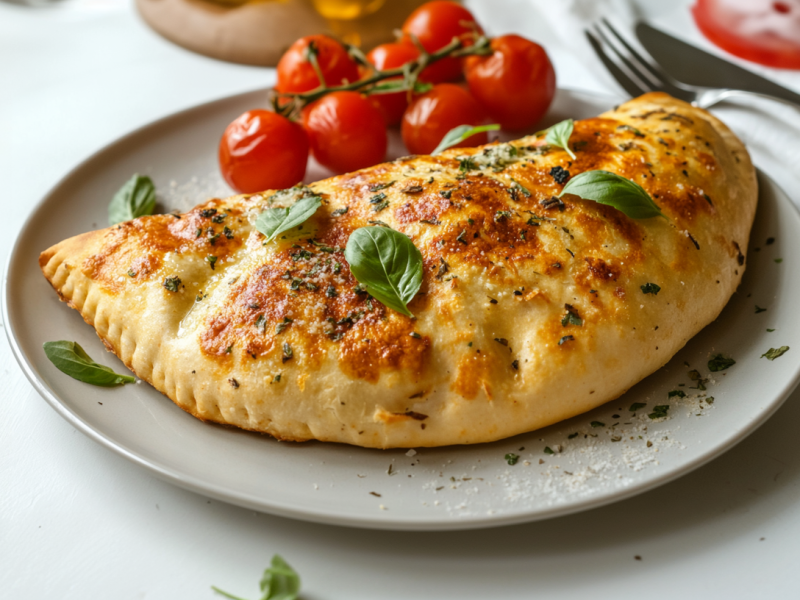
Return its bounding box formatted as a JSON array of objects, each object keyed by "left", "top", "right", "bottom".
[{"left": 635, "top": 23, "right": 800, "bottom": 108}]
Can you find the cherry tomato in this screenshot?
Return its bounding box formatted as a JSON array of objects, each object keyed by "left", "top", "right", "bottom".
[
  {"left": 464, "top": 34, "right": 556, "bottom": 131},
  {"left": 303, "top": 91, "right": 388, "bottom": 173},
  {"left": 219, "top": 110, "right": 309, "bottom": 194},
  {"left": 401, "top": 1, "right": 483, "bottom": 82},
  {"left": 401, "top": 83, "right": 488, "bottom": 156},
  {"left": 276, "top": 35, "right": 361, "bottom": 94},
  {"left": 692, "top": 0, "right": 800, "bottom": 69},
  {"left": 367, "top": 42, "right": 422, "bottom": 125}
]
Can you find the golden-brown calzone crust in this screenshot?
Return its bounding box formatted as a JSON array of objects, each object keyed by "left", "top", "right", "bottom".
[{"left": 40, "top": 93, "right": 757, "bottom": 448}]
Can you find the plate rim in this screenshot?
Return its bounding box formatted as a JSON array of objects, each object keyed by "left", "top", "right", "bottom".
[{"left": 5, "top": 87, "right": 800, "bottom": 531}]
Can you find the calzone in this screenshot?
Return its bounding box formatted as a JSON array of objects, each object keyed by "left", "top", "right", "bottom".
[{"left": 40, "top": 93, "right": 757, "bottom": 448}]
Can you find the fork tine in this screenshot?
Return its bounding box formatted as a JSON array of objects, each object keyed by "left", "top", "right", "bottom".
[
  {"left": 596, "top": 21, "right": 696, "bottom": 103},
  {"left": 600, "top": 18, "right": 667, "bottom": 85},
  {"left": 585, "top": 30, "right": 649, "bottom": 98},
  {"left": 595, "top": 26, "right": 661, "bottom": 92}
]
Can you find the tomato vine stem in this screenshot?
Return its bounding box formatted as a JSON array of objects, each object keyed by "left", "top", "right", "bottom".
[{"left": 270, "top": 33, "right": 492, "bottom": 120}]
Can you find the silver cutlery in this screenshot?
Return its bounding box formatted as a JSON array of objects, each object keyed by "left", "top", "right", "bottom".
[{"left": 586, "top": 19, "right": 800, "bottom": 110}]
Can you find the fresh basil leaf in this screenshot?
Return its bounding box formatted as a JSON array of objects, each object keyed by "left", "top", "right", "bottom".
[
  {"left": 43, "top": 341, "right": 135, "bottom": 387},
  {"left": 260, "top": 555, "right": 301, "bottom": 600},
  {"left": 559, "top": 170, "right": 666, "bottom": 220},
  {"left": 212, "top": 555, "right": 300, "bottom": 600},
  {"left": 545, "top": 119, "right": 576, "bottom": 160},
  {"left": 256, "top": 196, "right": 322, "bottom": 243},
  {"left": 708, "top": 354, "right": 736, "bottom": 372},
  {"left": 761, "top": 346, "right": 789, "bottom": 361},
  {"left": 108, "top": 174, "right": 157, "bottom": 225},
  {"left": 344, "top": 226, "right": 423, "bottom": 317},
  {"left": 431, "top": 123, "right": 500, "bottom": 155}
]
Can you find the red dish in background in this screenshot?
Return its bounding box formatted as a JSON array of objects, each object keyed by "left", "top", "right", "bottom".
[{"left": 692, "top": 0, "right": 800, "bottom": 69}]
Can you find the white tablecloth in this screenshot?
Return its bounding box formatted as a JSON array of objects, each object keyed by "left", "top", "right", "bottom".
[{"left": 2, "top": 1, "right": 799, "bottom": 597}]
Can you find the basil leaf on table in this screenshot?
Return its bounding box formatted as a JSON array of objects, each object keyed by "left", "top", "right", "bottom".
[
  {"left": 43, "top": 341, "right": 135, "bottom": 387},
  {"left": 256, "top": 195, "right": 322, "bottom": 243},
  {"left": 212, "top": 554, "right": 301, "bottom": 600},
  {"left": 431, "top": 123, "right": 500, "bottom": 155},
  {"left": 108, "top": 173, "right": 157, "bottom": 225},
  {"left": 344, "top": 226, "right": 423, "bottom": 317},
  {"left": 544, "top": 119, "right": 576, "bottom": 160},
  {"left": 559, "top": 170, "right": 667, "bottom": 220}
]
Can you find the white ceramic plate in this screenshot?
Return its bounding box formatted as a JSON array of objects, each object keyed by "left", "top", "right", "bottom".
[{"left": 5, "top": 89, "right": 800, "bottom": 531}]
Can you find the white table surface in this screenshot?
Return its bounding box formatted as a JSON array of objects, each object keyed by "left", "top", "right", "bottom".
[{"left": 2, "top": 0, "right": 800, "bottom": 598}]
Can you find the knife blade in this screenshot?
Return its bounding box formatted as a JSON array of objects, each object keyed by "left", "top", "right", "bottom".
[{"left": 636, "top": 23, "right": 800, "bottom": 108}]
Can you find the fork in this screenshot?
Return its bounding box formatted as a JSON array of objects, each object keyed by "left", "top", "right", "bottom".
[{"left": 586, "top": 18, "right": 800, "bottom": 110}]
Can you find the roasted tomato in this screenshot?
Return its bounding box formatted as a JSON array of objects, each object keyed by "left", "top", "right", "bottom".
[
  {"left": 401, "top": 83, "right": 487, "bottom": 155},
  {"left": 692, "top": 0, "right": 800, "bottom": 69},
  {"left": 303, "top": 91, "right": 388, "bottom": 173},
  {"left": 276, "top": 35, "right": 361, "bottom": 93},
  {"left": 401, "top": 0, "right": 483, "bottom": 82},
  {"left": 219, "top": 110, "right": 309, "bottom": 194},
  {"left": 464, "top": 34, "right": 556, "bottom": 131}
]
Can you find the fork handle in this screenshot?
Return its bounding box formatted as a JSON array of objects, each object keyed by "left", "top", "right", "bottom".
[{"left": 697, "top": 88, "right": 800, "bottom": 111}]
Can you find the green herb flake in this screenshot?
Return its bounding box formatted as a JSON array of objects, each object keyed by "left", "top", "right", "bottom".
[
  {"left": 761, "top": 346, "right": 789, "bottom": 361},
  {"left": 561, "top": 304, "right": 582, "bottom": 327},
  {"left": 108, "top": 173, "right": 157, "bottom": 225},
  {"left": 568, "top": 432, "right": 579, "bottom": 439},
  {"left": 331, "top": 207, "right": 349, "bottom": 217},
  {"left": 255, "top": 314, "right": 266, "bottom": 332},
  {"left": 668, "top": 390, "right": 686, "bottom": 398},
  {"left": 325, "top": 286, "right": 338, "bottom": 298},
  {"left": 544, "top": 446, "right": 554, "bottom": 455},
  {"left": 275, "top": 317, "right": 292, "bottom": 335},
  {"left": 511, "top": 178, "right": 532, "bottom": 197},
  {"left": 767, "top": 328, "right": 776, "bottom": 332},
  {"left": 649, "top": 405, "right": 670, "bottom": 420},
  {"left": 755, "top": 305, "right": 767, "bottom": 313},
  {"left": 127, "top": 269, "right": 136, "bottom": 277},
  {"left": 369, "top": 181, "right": 395, "bottom": 192},
  {"left": 212, "top": 553, "right": 300, "bottom": 600},
  {"left": 42, "top": 341, "right": 136, "bottom": 387},
  {"left": 282, "top": 343, "right": 293, "bottom": 363},
  {"left": 641, "top": 283, "right": 661, "bottom": 295},
  {"left": 504, "top": 453, "right": 520, "bottom": 465},
  {"left": 708, "top": 354, "right": 736, "bottom": 372},
  {"left": 163, "top": 276, "right": 181, "bottom": 292},
  {"left": 458, "top": 157, "right": 478, "bottom": 173},
  {"left": 206, "top": 255, "right": 218, "bottom": 270},
  {"left": 409, "top": 332, "right": 422, "bottom": 339},
  {"left": 775, "top": 258, "right": 783, "bottom": 263},
  {"left": 456, "top": 229, "right": 468, "bottom": 245},
  {"left": 590, "top": 421, "right": 605, "bottom": 428},
  {"left": 629, "top": 402, "right": 646, "bottom": 412},
  {"left": 558, "top": 335, "right": 574, "bottom": 345}
]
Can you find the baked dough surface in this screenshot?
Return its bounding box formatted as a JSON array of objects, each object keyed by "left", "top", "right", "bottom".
[{"left": 40, "top": 93, "right": 757, "bottom": 448}]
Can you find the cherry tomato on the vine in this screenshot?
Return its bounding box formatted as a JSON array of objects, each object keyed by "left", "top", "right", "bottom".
[
  {"left": 276, "top": 35, "right": 361, "bottom": 94},
  {"left": 219, "top": 110, "right": 309, "bottom": 194},
  {"left": 401, "top": 0, "right": 483, "bottom": 82},
  {"left": 464, "top": 34, "right": 556, "bottom": 131},
  {"left": 401, "top": 83, "right": 487, "bottom": 156},
  {"left": 303, "top": 91, "right": 388, "bottom": 173},
  {"left": 367, "top": 42, "right": 422, "bottom": 126}
]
